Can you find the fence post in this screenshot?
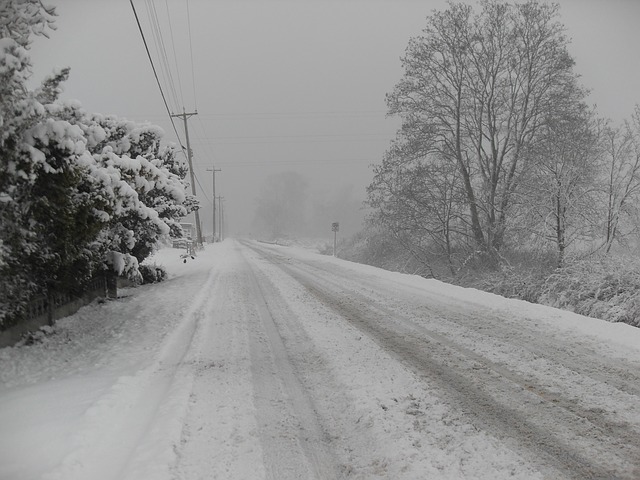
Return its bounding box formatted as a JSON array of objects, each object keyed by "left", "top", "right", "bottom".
[
  {"left": 106, "top": 272, "right": 118, "bottom": 298},
  {"left": 47, "top": 294, "right": 53, "bottom": 327}
]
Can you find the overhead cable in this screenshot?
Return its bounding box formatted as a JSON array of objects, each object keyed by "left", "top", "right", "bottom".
[
  {"left": 129, "top": 0, "right": 187, "bottom": 157},
  {"left": 164, "top": 0, "right": 186, "bottom": 109},
  {"left": 145, "top": 0, "right": 181, "bottom": 110},
  {"left": 186, "top": 0, "right": 198, "bottom": 110}
]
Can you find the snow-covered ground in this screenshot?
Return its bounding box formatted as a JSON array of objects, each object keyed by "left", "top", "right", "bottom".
[{"left": 1, "top": 239, "right": 640, "bottom": 479}]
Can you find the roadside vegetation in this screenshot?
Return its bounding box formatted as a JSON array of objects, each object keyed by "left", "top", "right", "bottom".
[
  {"left": 339, "top": 232, "right": 640, "bottom": 328},
  {"left": 348, "top": 1, "right": 640, "bottom": 327},
  {"left": 0, "top": 1, "right": 196, "bottom": 329}
]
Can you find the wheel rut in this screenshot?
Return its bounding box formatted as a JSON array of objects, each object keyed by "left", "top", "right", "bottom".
[
  {"left": 245, "top": 241, "right": 640, "bottom": 480},
  {"left": 240, "top": 249, "right": 341, "bottom": 480}
]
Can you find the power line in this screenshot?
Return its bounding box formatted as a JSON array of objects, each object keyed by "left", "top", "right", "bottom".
[
  {"left": 193, "top": 115, "right": 221, "bottom": 179},
  {"left": 195, "top": 138, "right": 390, "bottom": 146},
  {"left": 145, "top": 0, "right": 181, "bottom": 110},
  {"left": 198, "top": 133, "right": 392, "bottom": 140},
  {"left": 194, "top": 174, "right": 213, "bottom": 205},
  {"left": 129, "top": 0, "right": 185, "bottom": 151},
  {"left": 186, "top": 0, "right": 198, "bottom": 110},
  {"left": 110, "top": 109, "right": 390, "bottom": 120},
  {"left": 195, "top": 157, "right": 375, "bottom": 167},
  {"left": 164, "top": 0, "right": 186, "bottom": 109},
  {"left": 195, "top": 110, "right": 387, "bottom": 118},
  {"left": 143, "top": 0, "right": 172, "bottom": 107},
  {"left": 171, "top": 110, "right": 207, "bottom": 245},
  {"left": 134, "top": 0, "right": 212, "bottom": 215}
]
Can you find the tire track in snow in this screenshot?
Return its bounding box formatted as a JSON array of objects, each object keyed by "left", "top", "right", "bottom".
[
  {"left": 240, "top": 247, "right": 341, "bottom": 480},
  {"left": 42, "top": 265, "right": 220, "bottom": 480},
  {"left": 280, "top": 247, "right": 640, "bottom": 400},
  {"left": 279, "top": 250, "right": 640, "bottom": 440},
  {"left": 266, "top": 244, "right": 640, "bottom": 450},
  {"left": 171, "top": 246, "right": 266, "bottom": 480},
  {"left": 248, "top": 242, "right": 640, "bottom": 480}
]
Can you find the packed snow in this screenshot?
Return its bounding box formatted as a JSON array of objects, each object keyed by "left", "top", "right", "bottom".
[{"left": 1, "top": 239, "right": 640, "bottom": 479}]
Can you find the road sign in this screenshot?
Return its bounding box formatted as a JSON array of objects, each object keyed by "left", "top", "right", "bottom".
[{"left": 332, "top": 222, "right": 339, "bottom": 232}]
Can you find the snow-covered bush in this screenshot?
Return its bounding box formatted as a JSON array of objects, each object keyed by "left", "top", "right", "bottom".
[
  {"left": 339, "top": 227, "right": 438, "bottom": 278},
  {"left": 539, "top": 257, "right": 640, "bottom": 327},
  {"left": 473, "top": 249, "right": 557, "bottom": 303},
  {"left": 138, "top": 264, "right": 168, "bottom": 284},
  {"left": 480, "top": 267, "right": 547, "bottom": 304},
  {"left": 477, "top": 252, "right": 640, "bottom": 327},
  {"left": 0, "top": 0, "right": 64, "bottom": 327},
  {"left": 76, "top": 113, "right": 197, "bottom": 265},
  {"left": 0, "top": 1, "right": 195, "bottom": 329}
]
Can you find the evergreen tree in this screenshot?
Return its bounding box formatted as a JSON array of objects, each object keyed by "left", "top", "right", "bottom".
[{"left": 0, "top": 0, "right": 196, "bottom": 327}]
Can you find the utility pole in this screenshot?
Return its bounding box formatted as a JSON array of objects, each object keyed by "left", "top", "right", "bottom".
[
  {"left": 206, "top": 167, "right": 221, "bottom": 242},
  {"left": 217, "top": 196, "right": 224, "bottom": 241},
  {"left": 171, "top": 109, "right": 203, "bottom": 246},
  {"left": 220, "top": 198, "right": 227, "bottom": 236}
]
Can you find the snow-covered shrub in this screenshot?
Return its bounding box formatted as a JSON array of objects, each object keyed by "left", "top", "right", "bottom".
[
  {"left": 339, "top": 228, "right": 438, "bottom": 278},
  {"left": 0, "top": 1, "right": 196, "bottom": 328},
  {"left": 474, "top": 249, "right": 557, "bottom": 303},
  {"left": 18, "top": 325, "right": 55, "bottom": 347},
  {"left": 138, "top": 264, "right": 167, "bottom": 284},
  {"left": 539, "top": 256, "right": 640, "bottom": 327},
  {"left": 480, "top": 266, "right": 547, "bottom": 304},
  {"left": 0, "top": 1, "right": 66, "bottom": 328}
]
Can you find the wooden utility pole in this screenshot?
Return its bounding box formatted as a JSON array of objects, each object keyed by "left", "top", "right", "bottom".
[
  {"left": 206, "top": 167, "right": 221, "bottom": 241},
  {"left": 217, "top": 196, "right": 224, "bottom": 241},
  {"left": 220, "top": 198, "right": 224, "bottom": 241},
  {"left": 171, "top": 109, "right": 203, "bottom": 246}
]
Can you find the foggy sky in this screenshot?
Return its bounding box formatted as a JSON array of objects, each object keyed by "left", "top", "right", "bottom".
[{"left": 28, "top": 0, "right": 640, "bottom": 238}]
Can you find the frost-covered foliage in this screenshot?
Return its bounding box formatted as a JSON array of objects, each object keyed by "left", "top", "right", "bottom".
[
  {"left": 371, "top": 1, "right": 585, "bottom": 265},
  {"left": 138, "top": 264, "right": 168, "bottom": 284},
  {"left": 539, "top": 257, "right": 640, "bottom": 327},
  {"left": 0, "top": 0, "right": 195, "bottom": 328},
  {"left": 0, "top": 0, "right": 61, "bottom": 327},
  {"left": 466, "top": 253, "right": 640, "bottom": 327},
  {"left": 75, "top": 113, "right": 196, "bottom": 267},
  {"left": 338, "top": 226, "right": 438, "bottom": 278},
  {"left": 343, "top": 222, "right": 640, "bottom": 327}
]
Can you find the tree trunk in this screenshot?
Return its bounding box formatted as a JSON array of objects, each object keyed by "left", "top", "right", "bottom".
[{"left": 556, "top": 191, "right": 566, "bottom": 268}]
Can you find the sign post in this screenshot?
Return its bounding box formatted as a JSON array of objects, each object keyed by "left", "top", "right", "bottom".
[{"left": 332, "top": 222, "right": 339, "bottom": 257}]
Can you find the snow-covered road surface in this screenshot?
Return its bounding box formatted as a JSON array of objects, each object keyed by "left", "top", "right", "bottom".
[{"left": 2, "top": 239, "right": 640, "bottom": 479}]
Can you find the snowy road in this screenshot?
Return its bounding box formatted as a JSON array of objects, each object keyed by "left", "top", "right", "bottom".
[{"left": 2, "top": 239, "right": 640, "bottom": 479}]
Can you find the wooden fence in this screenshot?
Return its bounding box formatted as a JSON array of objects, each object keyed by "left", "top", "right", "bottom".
[{"left": 0, "top": 275, "right": 117, "bottom": 348}]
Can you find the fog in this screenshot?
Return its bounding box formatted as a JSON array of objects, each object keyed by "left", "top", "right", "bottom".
[{"left": 29, "top": 0, "right": 640, "bottom": 239}]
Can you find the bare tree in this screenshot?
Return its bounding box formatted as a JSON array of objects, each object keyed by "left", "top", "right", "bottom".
[
  {"left": 368, "top": 141, "right": 466, "bottom": 275},
  {"left": 377, "top": 0, "right": 586, "bottom": 261},
  {"left": 601, "top": 107, "right": 640, "bottom": 253},
  {"left": 520, "top": 105, "right": 600, "bottom": 267}
]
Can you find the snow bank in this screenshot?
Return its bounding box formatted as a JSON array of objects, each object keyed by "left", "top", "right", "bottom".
[
  {"left": 269, "top": 243, "right": 640, "bottom": 358},
  {"left": 0, "top": 246, "right": 218, "bottom": 480}
]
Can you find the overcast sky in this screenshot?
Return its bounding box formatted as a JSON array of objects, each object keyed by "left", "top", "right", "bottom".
[{"left": 28, "top": 0, "right": 640, "bottom": 237}]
